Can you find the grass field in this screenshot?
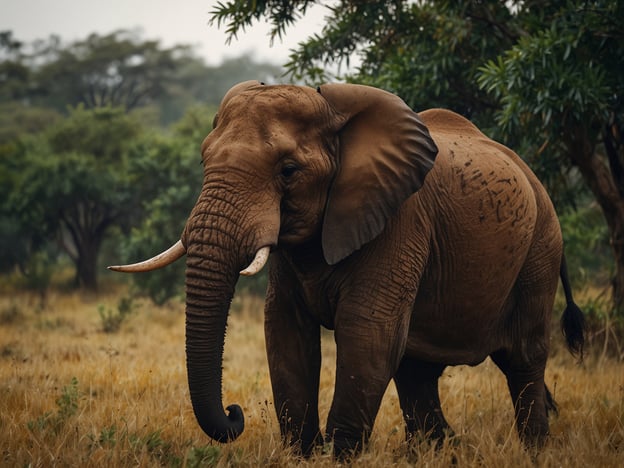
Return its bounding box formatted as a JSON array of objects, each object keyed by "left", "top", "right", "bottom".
[{"left": 1, "top": 286, "right": 622, "bottom": 467}]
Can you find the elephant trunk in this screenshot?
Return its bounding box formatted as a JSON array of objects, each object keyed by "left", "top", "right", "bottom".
[
  {"left": 185, "top": 242, "right": 244, "bottom": 442},
  {"left": 182, "top": 186, "right": 278, "bottom": 443}
]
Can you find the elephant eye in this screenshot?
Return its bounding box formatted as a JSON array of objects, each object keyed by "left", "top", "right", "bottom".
[{"left": 280, "top": 163, "right": 299, "bottom": 178}]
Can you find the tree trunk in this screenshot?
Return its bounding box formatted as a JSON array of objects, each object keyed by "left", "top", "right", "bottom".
[
  {"left": 567, "top": 125, "right": 624, "bottom": 316},
  {"left": 612, "top": 217, "right": 624, "bottom": 315},
  {"left": 59, "top": 201, "right": 115, "bottom": 291},
  {"left": 604, "top": 117, "right": 624, "bottom": 315},
  {"left": 61, "top": 214, "right": 108, "bottom": 291},
  {"left": 75, "top": 243, "right": 99, "bottom": 290}
]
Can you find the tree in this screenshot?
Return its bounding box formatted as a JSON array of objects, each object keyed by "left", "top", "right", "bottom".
[
  {"left": 30, "top": 30, "right": 190, "bottom": 113},
  {"left": 0, "top": 31, "right": 31, "bottom": 102},
  {"left": 6, "top": 106, "right": 143, "bottom": 290},
  {"left": 211, "top": 0, "right": 624, "bottom": 314},
  {"left": 0, "top": 110, "right": 58, "bottom": 279}
]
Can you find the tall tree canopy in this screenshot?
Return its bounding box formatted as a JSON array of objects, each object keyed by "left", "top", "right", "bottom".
[{"left": 212, "top": 0, "right": 624, "bottom": 314}]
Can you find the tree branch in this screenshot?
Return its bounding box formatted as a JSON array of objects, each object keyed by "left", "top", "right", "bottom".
[{"left": 466, "top": 10, "right": 527, "bottom": 41}]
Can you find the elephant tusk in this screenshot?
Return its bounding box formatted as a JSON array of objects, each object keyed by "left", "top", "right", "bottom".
[
  {"left": 239, "top": 246, "right": 271, "bottom": 276},
  {"left": 107, "top": 240, "right": 186, "bottom": 273}
]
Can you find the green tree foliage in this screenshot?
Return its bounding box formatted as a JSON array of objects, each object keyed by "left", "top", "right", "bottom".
[
  {"left": 211, "top": 0, "right": 624, "bottom": 314},
  {"left": 27, "top": 30, "right": 191, "bottom": 114},
  {"left": 0, "top": 105, "right": 211, "bottom": 295},
  {"left": 0, "top": 104, "right": 61, "bottom": 145},
  {"left": 559, "top": 203, "right": 613, "bottom": 286},
  {"left": 3, "top": 107, "right": 142, "bottom": 289},
  {"left": 0, "top": 31, "right": 31, "bottom": 102}
]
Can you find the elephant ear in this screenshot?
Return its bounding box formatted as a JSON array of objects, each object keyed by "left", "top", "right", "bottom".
[
  {"left": 318, "top": 83, "right": 438, "bottom": 265},
  {"left": 213, "top": 80, "right": 264, "bottom": 129}
]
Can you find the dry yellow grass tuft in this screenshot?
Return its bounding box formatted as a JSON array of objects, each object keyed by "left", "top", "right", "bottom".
[{"left": 1, "top": 288, "right": 622, "bottom": 467}]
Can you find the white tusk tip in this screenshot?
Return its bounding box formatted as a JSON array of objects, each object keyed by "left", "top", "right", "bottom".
[{"left": 239, "top": 246, "right": 271, "bottom": 276}]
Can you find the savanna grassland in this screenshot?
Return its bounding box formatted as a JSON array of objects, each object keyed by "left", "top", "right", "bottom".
[{"left": 1, "top": 286, "right": 622, "bottom": 467}]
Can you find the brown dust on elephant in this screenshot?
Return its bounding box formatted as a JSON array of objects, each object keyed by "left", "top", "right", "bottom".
[{"left": 109, "top": 81, "right": 585, "bottom": 459}]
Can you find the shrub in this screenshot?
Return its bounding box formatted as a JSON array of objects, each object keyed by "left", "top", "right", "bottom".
[
  {"left": 98, "top": 294, "right": 138, "bottom": 333},
  {"left": 27, "top": 377, "right": 80, "bottom": 435}
]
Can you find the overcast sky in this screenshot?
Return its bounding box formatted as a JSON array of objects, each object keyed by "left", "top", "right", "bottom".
[{"left": 0, "top": 0, "right": 329, "bottom": 66}]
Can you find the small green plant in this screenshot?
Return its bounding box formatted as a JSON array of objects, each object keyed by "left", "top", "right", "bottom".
[
  {"left": 130, "top": 429, "right": 165, "bottom": 453},
  {"left": 98, "top": 295, "right": 138, "bottom": 333},
  {"left": 186, "top": 445, "right": 222, "bottom": 467},
  {"left": 88, "top": 424, "right": 180, "bottom": 465},
  {"left": 27, "top": 377, "right": 80, "bottom": 434},
  {"left": 56, "top": 376, "right": 80, "bottom": 419},
  {"left": 97, "top": 425, "right": 117, "bottom": 448}
]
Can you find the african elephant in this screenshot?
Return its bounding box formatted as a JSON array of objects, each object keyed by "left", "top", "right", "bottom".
[{"left": 109, "top": 81, "right": 585, "bottom": 458}]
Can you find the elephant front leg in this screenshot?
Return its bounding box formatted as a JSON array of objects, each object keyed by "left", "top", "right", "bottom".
[
  {"left": 264, "top": 295, "right": 322, "bottom": 456},
  {"left": 327, "top": 314, "right": 409, "bottom": 459}
]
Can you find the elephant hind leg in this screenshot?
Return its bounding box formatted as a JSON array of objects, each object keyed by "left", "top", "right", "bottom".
[
  {"left": 493, "top": 231, "right": 560, "bottom": 449},
  {"left": 393, "top": 357, "right": 452, "bottom": 445},
  {"left": 491, "top": 349, "right": 550, "bottom": 449}
]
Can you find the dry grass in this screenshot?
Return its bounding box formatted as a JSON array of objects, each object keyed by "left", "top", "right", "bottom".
[{"left": 1, "top": 287, "right": 622, "bottom": 467}]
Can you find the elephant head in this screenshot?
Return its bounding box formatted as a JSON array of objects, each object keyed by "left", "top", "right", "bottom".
[{"left": 109, "top": 81, "right": 438, "bottom": 442}]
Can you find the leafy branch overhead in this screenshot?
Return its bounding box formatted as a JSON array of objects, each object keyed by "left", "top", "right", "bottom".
[{"left": 210, "top": 1, "right": 317, "bottom": 45}]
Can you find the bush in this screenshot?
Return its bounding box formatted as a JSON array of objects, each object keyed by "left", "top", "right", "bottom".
[
  {"left": 98, "top": 295, "right": 138, "bottom": 333},
  {"left": 559, "top": 202, "right": 613, "bottom": 286}
]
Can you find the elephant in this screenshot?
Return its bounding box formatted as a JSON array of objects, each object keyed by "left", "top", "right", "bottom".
[{"left": 109, "top": 81, "right": 585, "bottom": 459}]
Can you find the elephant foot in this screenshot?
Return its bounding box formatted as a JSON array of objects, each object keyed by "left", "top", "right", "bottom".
[
  {"left": 518, "top": 419, "right": 549, "bottom": 452},
  {"left": 300, "top": 432, "right": 324, "bottom": 458},
  {"left": 326, "top": 427, "right": 369, "bottom": 461},
  {"left": 407, "top": 419, "right": 454, "bottom": 445},
  {"left": 332, "top": 440, "right": 362, "bottom": 462},
  {"left": 283, "top": 430, "right": 323, "bottom": 458}
]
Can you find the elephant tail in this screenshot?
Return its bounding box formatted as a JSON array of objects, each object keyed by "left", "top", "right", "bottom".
[{"left": 559, "top": 253, "right": 586, "bottom": 360}]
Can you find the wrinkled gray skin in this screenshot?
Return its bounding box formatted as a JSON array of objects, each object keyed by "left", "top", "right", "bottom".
[{"left": 127, "top": 81, "right": 585, "bottom": 459}]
